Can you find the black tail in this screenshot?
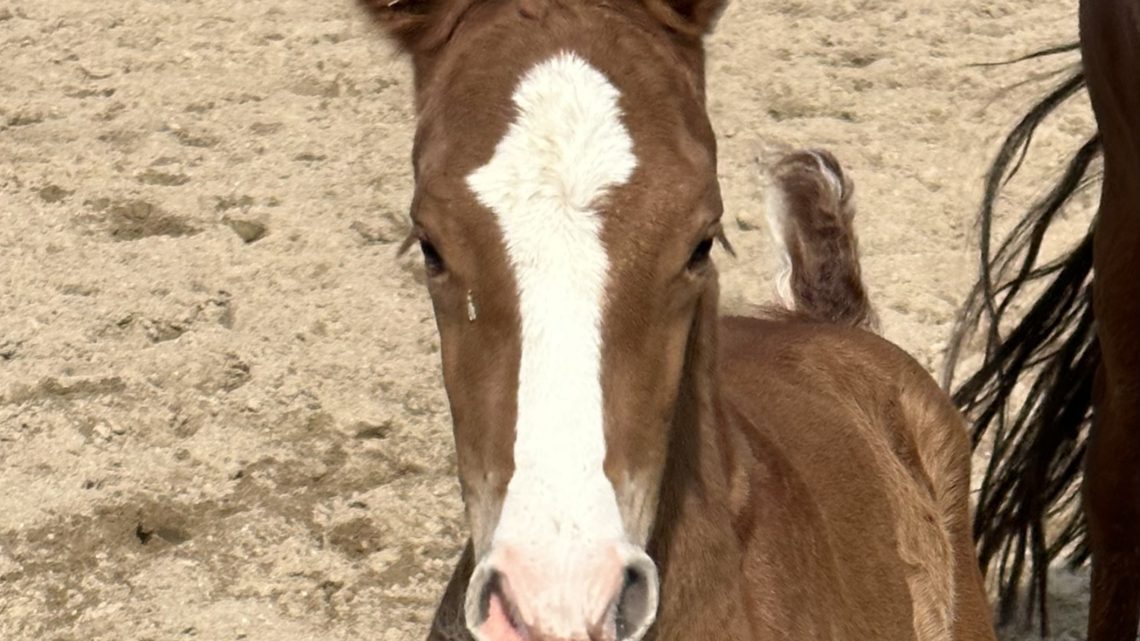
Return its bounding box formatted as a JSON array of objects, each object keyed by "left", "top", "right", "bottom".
[{"left": 942, "top": 46, "right": 1102, "bottom": 634}]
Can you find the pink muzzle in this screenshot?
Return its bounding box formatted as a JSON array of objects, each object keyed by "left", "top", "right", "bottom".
[{"left": 465, "top": 540, "right": 659, "bottom": 641}]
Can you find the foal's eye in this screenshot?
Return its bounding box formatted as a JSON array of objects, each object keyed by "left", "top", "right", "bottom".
[
  {"left": 420, "top": 239, "right": 445, "bottom": 277},
  {"left": 687, "top": 237, "right": 714, "bottom": 272}
]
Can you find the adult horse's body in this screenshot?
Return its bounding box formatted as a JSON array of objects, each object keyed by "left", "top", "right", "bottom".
[
  {"left": 358, "top": 1, "right": 995, "bottom": 639},
  {"left": 944, "top": 0, "right": 1138, "bottom": 637}
]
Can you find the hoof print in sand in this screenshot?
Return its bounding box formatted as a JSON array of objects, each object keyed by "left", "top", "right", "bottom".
[{"left": 84, "top": 198, "right": 200, "bottom": 241}]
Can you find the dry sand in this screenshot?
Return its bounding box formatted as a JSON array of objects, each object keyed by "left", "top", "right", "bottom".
[{"left": 0, "top": 0, "right": 1099, "bottom": 639}]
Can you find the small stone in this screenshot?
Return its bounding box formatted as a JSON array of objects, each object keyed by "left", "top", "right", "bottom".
[
  {"left": 225, "top": 218, "right": 267, "bottom": 244},
  {"left": 136, "top": 169, "right": 190, "bottom": 186},
  {"left": 6, "top": 109, "right": 45, "bottom": 127},
  {"left": 353, "top": 420, "right": 392, "bottom": 440},
  {"left": 0, "top": 339, "right": 19, "bottom": 360},
  {"left": 292, "top": 151, "right": 326, "bottom": 162}
]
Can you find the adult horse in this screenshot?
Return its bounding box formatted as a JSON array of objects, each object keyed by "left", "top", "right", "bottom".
[
  {"left": 358, "top": 1, "right": 996, "bottom": 639},
  {"left": 943, "top": 0, "right": 1138, "bottom": 637}
]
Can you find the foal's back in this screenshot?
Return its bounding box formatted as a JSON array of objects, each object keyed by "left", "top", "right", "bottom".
[
  {"left": 708, "top": 153, "right": 994, "bottom": 640},
  {"left": 718, "top": 317, "right": 993, "bottom": 640}
]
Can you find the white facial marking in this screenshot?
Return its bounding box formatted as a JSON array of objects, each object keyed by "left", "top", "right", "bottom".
[{"left": 466, "top": 51, "right": 637, "bottom": 634}]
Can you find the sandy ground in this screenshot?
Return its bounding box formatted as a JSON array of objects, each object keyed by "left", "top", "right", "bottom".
[{"left": 0, "top": 0, "right": 1100, "bottom": 639}]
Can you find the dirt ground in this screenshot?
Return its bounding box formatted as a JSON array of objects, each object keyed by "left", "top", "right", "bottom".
[{"left": 0, "top": 0, "right": 1099, "bottom": 639}]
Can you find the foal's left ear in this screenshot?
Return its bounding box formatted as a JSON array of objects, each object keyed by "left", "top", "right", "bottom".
[
  {"left": 643, "top": 0, "right": 727, "bottom": 38},
  {"left": 358, "top": 0, "right": 475, "bottom": 55}
]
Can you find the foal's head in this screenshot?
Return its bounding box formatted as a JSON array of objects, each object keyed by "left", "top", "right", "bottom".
[{"left": 362, "top": 1, "right": 726, "bottom": 638}]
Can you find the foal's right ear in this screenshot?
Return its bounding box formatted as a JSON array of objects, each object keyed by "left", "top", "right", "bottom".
[{"left": 358, "top": 0, "right": 473, "bottom": 54}]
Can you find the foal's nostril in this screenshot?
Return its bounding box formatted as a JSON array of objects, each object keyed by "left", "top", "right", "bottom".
[
  {"left": 614, "top": 559, "right": 659, "bottom": 640},
  {"left": 474, "top": 569, "right": 521, "bottom": 629},
  {"left": 473, "top": 569, "right": 499, "bottom": 622},
  {"left": 467, "top": 559, "right": 518, "bottom": 640}
]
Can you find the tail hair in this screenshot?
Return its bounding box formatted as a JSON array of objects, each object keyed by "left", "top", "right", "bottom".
[
  {"left": 764, "top": 150, "right": 878, "bottom": 330},
  {"left": 942, "top": 55, "right": 1097, "bottom": 632}
]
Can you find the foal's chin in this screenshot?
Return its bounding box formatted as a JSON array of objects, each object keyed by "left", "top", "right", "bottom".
[{"left": 464, "top": 540, "right": 660, "bottom": 641}]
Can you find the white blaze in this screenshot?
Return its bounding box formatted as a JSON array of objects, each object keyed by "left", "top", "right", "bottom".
[{"left": 466, "top": 52, "right": 636, "bottom": 558}]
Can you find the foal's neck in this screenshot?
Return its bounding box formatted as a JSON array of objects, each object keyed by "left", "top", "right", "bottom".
[{"left": 645, "top": 288, "right": 752, "bottom": 640}]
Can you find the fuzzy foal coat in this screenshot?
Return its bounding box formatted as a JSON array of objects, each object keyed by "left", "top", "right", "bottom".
[
  {"left": 355, "top": 0, "right": 998, "bottom": 638},
  {"left": 428, "top": 304, "right": 996, "bottom": 640}
]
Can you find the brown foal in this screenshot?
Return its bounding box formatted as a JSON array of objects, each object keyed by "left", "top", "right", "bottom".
[{"left": 357, "top": 1, "right": 996, "bottom": 639}]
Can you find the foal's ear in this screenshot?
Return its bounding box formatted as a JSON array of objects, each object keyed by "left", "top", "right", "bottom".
[
  {"left": 643, "top": 0, "right": 727, "bottom": 38},
  {"left": 358, "top": 0, "right": 473, "bottom": 54}
]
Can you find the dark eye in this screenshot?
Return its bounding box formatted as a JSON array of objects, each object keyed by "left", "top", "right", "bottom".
[
  {"left": 687, "top": 237, "right": 714, "bottom": 271},
  {"left": 420, "top": 239, "right": 445, "bottom": 277}
]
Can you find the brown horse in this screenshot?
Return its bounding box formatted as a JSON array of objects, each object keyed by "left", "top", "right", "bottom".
[
  {"left": 357, "top": 1, "right": 996, "bottom": 639},
  {"left": 943, "top": 0, "right": 1139, "bottom": 637}
]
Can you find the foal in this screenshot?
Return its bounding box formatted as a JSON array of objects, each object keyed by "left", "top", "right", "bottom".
[{"left": 358, "top": 1, "right": 995, "bottom": 639}]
